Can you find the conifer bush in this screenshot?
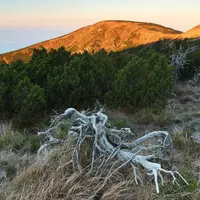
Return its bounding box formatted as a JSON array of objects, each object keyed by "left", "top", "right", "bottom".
[{"left": 111, "top": 50, "right": 174, "bottom": 108}]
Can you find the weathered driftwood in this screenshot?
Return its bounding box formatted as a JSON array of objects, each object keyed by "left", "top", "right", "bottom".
[{"left": 37, "top": 108, "right": 188, "bottom": 194}]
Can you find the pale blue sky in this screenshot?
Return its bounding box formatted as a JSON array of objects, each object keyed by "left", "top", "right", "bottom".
[{"left": 0, "top": 0, "right": 199, "bottom": 53}]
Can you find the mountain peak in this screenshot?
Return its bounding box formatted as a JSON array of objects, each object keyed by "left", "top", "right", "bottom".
[
  {"left": 180, "top": 24, "right": 200, "bottom": 39},
  {"left": 0, "top": 20, "right": 183, "bottom": 63}
]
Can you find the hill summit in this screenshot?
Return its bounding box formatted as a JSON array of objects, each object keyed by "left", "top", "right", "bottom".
[
  {"left": 180, "top": 24, "right": 200, "bottom": 39},
  {"left": 0, "top": 20, "right": 182, "bottom": 63}
]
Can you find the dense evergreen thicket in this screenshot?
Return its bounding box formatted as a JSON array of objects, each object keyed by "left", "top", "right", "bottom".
[
  {"left": 110, "top": 50, "right": 173, "bottom": 108},
  {"left": 1, "top": 40, "right": 199, "bottom": 127}
]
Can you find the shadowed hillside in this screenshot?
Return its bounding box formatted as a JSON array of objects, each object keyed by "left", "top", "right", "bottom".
[{"left": 0, "top": 20, "right": 182, "bottom": 63}]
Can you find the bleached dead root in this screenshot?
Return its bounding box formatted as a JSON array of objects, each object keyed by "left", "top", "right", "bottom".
[{"left": 37, "top": 108, "right": 188, "bottom": 195}]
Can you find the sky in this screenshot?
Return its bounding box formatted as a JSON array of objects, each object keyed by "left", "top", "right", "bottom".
[{"left": 0, "top": 0, "right": 200, "bottom": 54}]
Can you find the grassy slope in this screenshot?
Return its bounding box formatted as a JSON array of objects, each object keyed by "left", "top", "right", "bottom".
[{"left": 0, "top": 83, "right": 200, "bottom": 200}]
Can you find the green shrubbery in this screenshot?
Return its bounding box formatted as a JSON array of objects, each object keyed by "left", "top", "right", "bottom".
[
  {"left": 0, "top": 47, "right": 174, "bottom": 127},
  {"left": 109, "top": 50, "right": 174, "bottom": 108}
]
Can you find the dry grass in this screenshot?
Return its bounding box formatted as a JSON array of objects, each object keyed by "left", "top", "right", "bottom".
[
  {"left": 0, "top": 123, "right": 36, "bottom": 190},
  {"left": 0, "top": 136, "right": 198, "bottom": 200},
  {"left": 0, "top": 143, "right": 153, "bottom": 200},
  {"left": 0, "top": 122, "right": 40, "bottom": 153}
]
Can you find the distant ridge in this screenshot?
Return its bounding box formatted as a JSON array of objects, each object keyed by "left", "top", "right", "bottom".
[
  {"left": 180, "top": 24, "right": 200, "bottom": 39},
  {"left": 0, "top": 20, "right": 184, "bottom": 63}
]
